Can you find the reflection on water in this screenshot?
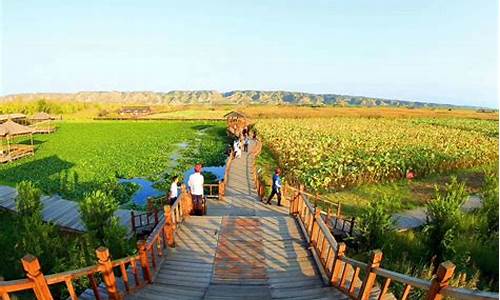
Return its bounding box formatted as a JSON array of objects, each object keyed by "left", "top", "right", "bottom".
[{"left": 119, "top": 178, "right": 164, "bottom": 206}]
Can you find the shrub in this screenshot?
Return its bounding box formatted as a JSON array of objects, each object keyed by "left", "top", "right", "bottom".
[
  {"left": 479, "top": 171, "right": 499, "bottom": 238},
  {"left": 423, "top": 177, "right": 467, "bottom": 265},
  {"left": 15, "top": 181, "right": 42, "bottom": 218},
  {"left": 80, "top": 190, "right": 119, "bottom": 243},
  {"left": 356, "top": 196, "right": 394, "bottom": 250},
  {"left": 80, "top": 190, "right": 131, "bottom": 258},
  {"left": 13, "top": 181, "right": 87, "bottom": 283}
]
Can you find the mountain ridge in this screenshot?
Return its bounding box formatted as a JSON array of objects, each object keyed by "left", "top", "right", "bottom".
[{"left": 0, "top": 90, "right": 475, "bottom": 108}]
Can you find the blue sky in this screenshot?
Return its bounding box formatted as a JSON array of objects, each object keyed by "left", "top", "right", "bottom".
[{"left": 1, "top": 0, "right": 498, "bottom": 107}]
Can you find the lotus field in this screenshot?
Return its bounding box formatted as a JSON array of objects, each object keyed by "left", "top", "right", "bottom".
[{"left": 255, "top": 118, "right": 499, "bottom": 191}]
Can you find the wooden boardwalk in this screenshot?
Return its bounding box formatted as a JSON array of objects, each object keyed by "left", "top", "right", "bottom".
[
  {"left": 0, "top": 185, "right": 133, "bottom": 234},
  {"left": 128, "top": 142, "right": 349, "bottom": 299}
]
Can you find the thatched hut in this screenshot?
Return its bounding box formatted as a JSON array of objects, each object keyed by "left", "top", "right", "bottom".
[
  {"left": 224, "top": 111, "right": 250, "bottom": 136},
  {"left": 0, "top": 120, "right": 35, "bottom": 163},
  {"left": 29, "top": 112, "right": 56, "bottom": 134},
  {"left": 0, "top": 113, "right": 27, "bottom": 124}
]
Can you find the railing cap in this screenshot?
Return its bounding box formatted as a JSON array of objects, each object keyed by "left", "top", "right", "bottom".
[
  {"left": 437, "top": 261, "right": 456, "bottom": 281},
  {"left": 96, "top": 247, "right": 110, "bottom": 262},
  {"left": 21, "top": 254, "right": 41, "bottom": 275}
]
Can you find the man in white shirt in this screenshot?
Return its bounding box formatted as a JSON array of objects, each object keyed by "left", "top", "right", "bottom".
[
  {"left": 168, "top": 175, "right": 179, "bottom": 205},
  {"left": 188, "top": 164, "right": 204, "bottom": 215}
]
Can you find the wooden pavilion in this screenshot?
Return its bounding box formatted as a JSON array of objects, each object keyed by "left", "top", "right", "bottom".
[
  {"left": 224, "top": 111, "right": 250, "bottom": 136},
  {"left": 0, "top": 113, "right": 27, "bottom": 124},
  {"left": 0, "top": 120, "right": 35, "bottom": 163},
  {"left": 29, "top": 112, "right": 56, "bottom": 134}
]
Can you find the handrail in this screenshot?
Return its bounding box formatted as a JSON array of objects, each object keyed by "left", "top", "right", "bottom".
[
  {"left": 0, "top": 187, "right": 194, "bottom": 300},
  {"left": 0, "top": 278, "right": 34, "bottom": 294},
  {"left": 285, "top": 184, "right": 499, "bottom": 300}
]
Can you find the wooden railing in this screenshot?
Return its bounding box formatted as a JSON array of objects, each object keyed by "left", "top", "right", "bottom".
[
  {"left": 286, "top": 186, "right": 498, "bottom": 300},
  {"left": 286, "top": 186, "right": 355, "bottom": 237},
  {"left": 251, "top": 138, "right": 267, "bottom": 201},
  {"left": 131, "top": 208, "right": 159, "bottom": 234},
  {"left": 0, "top": 188, "right": 194, "bottom": 300}
]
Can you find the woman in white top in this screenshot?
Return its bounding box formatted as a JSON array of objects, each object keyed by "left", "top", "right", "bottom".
[
  {"left": 169, "top": 175, "right": 179, "bottom": 205},
  {"left": 234, "top": 139, "right": 241, "bottom": 158}
]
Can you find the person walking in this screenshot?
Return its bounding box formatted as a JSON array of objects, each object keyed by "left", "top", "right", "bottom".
[
  {"left": 243, "top": 136, "right": 249, "bottom": 152},
  {"left": 266, "top": 168, "right": 282, "bottom": 206},
  {"left": 234, "top": 139, "right": 242, "bottom": 158},
  {"left": 168, "top": 175, "right": 179, "bottom": 205},
  {"left": 188, "top": 164, "right": 205, "bottom": 215}
]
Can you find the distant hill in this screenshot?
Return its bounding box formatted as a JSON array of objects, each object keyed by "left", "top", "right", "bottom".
[{"left": 0, "top": 90, "right": 468, "bottom": 108}]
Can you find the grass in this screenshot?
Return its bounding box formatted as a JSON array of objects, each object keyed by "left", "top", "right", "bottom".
[
  {"left": 0, "top": 120, "right": 226, "bottom": 201},
  {"left": 326, "top": 166, "right": 490, "bottom": 216}
]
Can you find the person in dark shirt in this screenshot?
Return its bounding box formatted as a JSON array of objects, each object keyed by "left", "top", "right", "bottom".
[{"left": 266, "top": 168, "right": 282, "bottom": 206}]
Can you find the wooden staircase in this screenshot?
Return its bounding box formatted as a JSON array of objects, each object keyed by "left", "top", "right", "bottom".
[{"left": 128, "top": 215, "right": 349, "bottom": 300}]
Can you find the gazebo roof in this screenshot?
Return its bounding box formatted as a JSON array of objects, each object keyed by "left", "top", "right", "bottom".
[
  {"left": 0, "top": 120, "right": 33, "bottom": 137},
  {"left": 30, "top": 112, "right": 53, "bottom": 121},
  {"left": 224, "top": 111, "right": 248, "bottom": 119},
  {"left": 0, "top": 126, "right": 7, "bottom": 137},
  {"left": 0, "top": 113, "right": 27, "bottom": 121}
]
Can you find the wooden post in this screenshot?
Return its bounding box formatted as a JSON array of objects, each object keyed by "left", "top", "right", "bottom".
[
  {"left": 426, "top": 261, "right": 456, "bottom": 300},
  {"left": 181, "top": 185, "right": 192, "bottom": 215},
  {"left": 96, "top": 247, "right": 122, "bottom": 300},
  {"left": 298, "top": 185, "right": 305, "bottom": 214},
  {"left": 289, "top": 191, "right": 298, "bottom": 215},
  {"left": 164, "top": 205, "right": 175, "bottom": 247},
  {"left": 130, "top": 211, "right": 136, "bottom": 233},
  {"left": 336, "top": 202, "right": 341, "bottom": 217},
  {"left": 137, "top": 240, "right": 152, "bottom": 284},
  {"left": 21, "top": 254, "right": 53, "bottom": 300},
  {"left": 283, "top": 184, "right": 288, "bottom": 206},
  {"left": 218, "top": 180, "right": 224, "bottom": 200},
  {"left": 325, "top": 207, "right": 332, "bottom": 225},
  {"left": 330, "top": 243, "right": 346, "bottom": 286},
  {"left": 153, "top": 208, "right": 159, "bottom": 225},
  {"left": 311, "top": 208, "right": 321, "bottom": 245},
  {"left": 358, "top": 250, "right": 383, "bottom": 300},
  {"left": 349, "top": 217, "right": 355, "bottom": 236}
]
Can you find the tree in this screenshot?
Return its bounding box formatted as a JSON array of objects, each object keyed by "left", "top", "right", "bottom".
[
  {"left": 14, "top": 181, "right": 86, "bottom": 281},
  {"left": 423, "top": 177, "right": 467, "bottom": 266},
  {"left": 80, "top": 190, "right": 132, "bottom": 258}
]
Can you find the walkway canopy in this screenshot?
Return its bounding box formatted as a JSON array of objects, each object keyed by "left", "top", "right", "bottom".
[{"left": 0, "top": 120, "right": 35, "bottom": 163}]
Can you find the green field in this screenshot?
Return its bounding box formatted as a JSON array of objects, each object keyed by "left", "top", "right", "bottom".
[{"left": 0, "top": 120, "right": 227, "bottom": 201}]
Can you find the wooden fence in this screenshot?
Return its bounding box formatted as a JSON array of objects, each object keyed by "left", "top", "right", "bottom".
[
  {"left": 0, "top": 188, "right": 194, "bottom": 300},
  {"left": 286, "top": 184, "right": 498, "bottom": 300}
]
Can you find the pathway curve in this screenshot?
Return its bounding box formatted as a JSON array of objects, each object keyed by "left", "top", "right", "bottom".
[{"left": 128, "top": 141, "right": 349, "bottom": 300}]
